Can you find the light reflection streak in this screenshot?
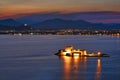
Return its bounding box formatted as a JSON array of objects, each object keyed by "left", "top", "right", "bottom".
[
  {"left": 60, "top": 56, "right": 87, "bottom": 80},
  {"left": 61, "top": 56, "right": 72, "bottom": 80},
  {"left": 73, "top": 56, "right": 80, "bottom": 80},
  {"left": 95, "top": 59, "right": 101, "bottom": 80}
]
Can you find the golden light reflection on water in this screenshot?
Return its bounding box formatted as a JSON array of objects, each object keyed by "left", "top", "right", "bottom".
[
  {"left": 73, "top": 56, "right": 80, "bottom": 80},
  {"left": 60, "top": 56, "right": 72, "bottom": 80},
  {"left": 60, "top": 56, "right": 87, "bottom": 80},
  {"left": 95, "top": 59, "right": 101, "bottom": 80},
  {"left": 60, "top": 56, "right": 102, "bottom": 80}
]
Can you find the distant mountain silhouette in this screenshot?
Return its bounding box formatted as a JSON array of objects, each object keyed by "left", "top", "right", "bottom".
[
  {"left": 15, "top": 11, "right": 120, "bottom": 24},
  {"left": 0, "top": 18, "right": 120, "bottom": 30},
  {"left": 0, "top": 19, "right": 23, "bottom": 30},
  {"left": 32, "top": 18, "right": 120, "bottom": 30},
  {"left": 32, "top": 19, "right": 92, "bottom": 29},
  {"left": 0, "top": 18, "right": 21, "bottom": 27}
]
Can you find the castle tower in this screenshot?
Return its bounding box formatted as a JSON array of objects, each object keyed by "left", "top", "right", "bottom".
[{"left": 64, "top": 46, "right": 74, "bottom": 53}]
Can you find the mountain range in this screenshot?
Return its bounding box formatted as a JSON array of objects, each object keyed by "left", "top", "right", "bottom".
[
  {"left": 0, "top": 18, "right": 120, "bottom": 30},
  {"left": 0, "top": 19, "right": 22, "bottom": 30},
  {"left": 15, "top": 11, "right": 120, "bottom": 24}
]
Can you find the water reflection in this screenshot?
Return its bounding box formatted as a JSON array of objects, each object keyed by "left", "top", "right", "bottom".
[
  {"left": 95, "top": 59, "right": 101, "bottom": 80},
  {"left": 60, "top": 56, "right": 72, "bottom": 80},
  {"left": 60, "top": 56, "right": 87, "bottom": 80},
  {"left": 60, "top": 56, "right": 102, "bottom": 80}
]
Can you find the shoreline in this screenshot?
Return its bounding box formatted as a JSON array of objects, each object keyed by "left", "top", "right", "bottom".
[
  {"left": 0, "top": 29, "right": 119, "bottom": 36},
  {"left": 0, "top": 34, "right": 119, "bottom": 37}
]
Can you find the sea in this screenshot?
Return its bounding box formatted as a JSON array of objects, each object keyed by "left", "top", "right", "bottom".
[{"left": 0, "top": 35, "right": 120, "bottom": 80}]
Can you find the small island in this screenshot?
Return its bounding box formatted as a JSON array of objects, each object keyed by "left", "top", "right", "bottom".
[{"left": 55, "top": 46, "right": 109, "bottom": 57}]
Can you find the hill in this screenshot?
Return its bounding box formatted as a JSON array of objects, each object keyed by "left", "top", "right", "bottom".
[
  {"left": 32, "top": 19, "right": 120, "bottom": 30},
  {"left": 0, "top": 19, "right": 22, "bottom": 30},
  {"left": 0, "top": 18, "right": 120, "bottom": 30}
]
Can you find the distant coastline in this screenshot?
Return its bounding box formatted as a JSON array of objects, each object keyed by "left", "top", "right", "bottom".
[
  {"left": 0, "top": 29, "right": 119, "bottom": 37},
  {"left": 0, "top": 18, "right": 120, "bottom": 36}
]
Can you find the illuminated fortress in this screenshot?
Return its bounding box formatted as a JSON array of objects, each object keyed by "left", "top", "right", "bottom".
[
  {"left": 58, "top": 46, "right": 87, "bottom": 56},
  {"left": 55, "top": 45, "right": 109, "bottom": 57}
]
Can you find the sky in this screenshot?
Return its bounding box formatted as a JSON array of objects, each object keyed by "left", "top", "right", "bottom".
[{"left": 0, "top": 0, "right": 120, "bottom": 19}]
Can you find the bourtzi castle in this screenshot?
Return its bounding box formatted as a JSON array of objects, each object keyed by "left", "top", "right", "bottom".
[
  {"left": 58, "top": 46, "right": 87, "bottom": 56},
  {"left": 55, "top": 45, "right": 109, "bottom": 57}
]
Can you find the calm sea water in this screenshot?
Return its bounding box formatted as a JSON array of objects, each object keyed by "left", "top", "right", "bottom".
[{"left": 0, "top": 35, "right": 120, "bottom": 80}]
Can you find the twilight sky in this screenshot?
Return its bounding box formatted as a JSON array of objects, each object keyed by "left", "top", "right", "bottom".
[{"left": 0, "top": 0, "right": 120, "bottom": 19}]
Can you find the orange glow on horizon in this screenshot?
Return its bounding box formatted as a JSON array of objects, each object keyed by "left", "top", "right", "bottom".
[
  {"left": 0, "top": 0, "right": 120, "bottom": 19},
  {"left": 1, "top": 5, "right": 120, "bottom": 19}
]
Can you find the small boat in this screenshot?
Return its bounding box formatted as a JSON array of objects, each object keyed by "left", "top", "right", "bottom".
[{"left": 55, "top": 46, "right": 110, "bottom": 57}]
